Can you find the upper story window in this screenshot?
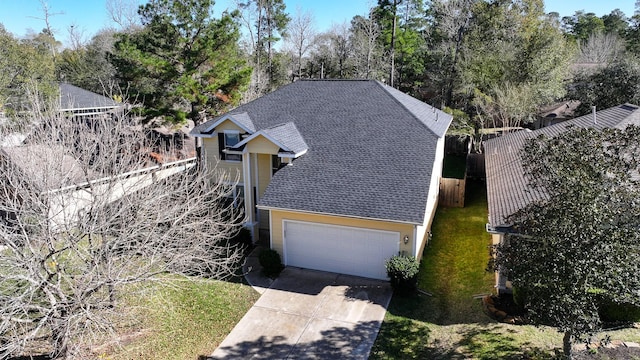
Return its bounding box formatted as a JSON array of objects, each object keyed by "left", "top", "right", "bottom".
[
  {"left": 224, "top": 132, "right": 240, "bottom": 148},
  {"left": 219, "top": 131, "right": 242, "bottom": 161}
]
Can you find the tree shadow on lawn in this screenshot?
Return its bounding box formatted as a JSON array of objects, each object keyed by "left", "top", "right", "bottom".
[
  {"left": 374, "top": 293, "right": 563, "bottom": 360},
  {"left": 455, "top": 324, "right": 562, "bottom": 360}
]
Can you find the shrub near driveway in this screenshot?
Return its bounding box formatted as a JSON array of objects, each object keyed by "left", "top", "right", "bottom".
[
  {"left": 371, "top": 180, "right": 522, "bottom": 358},
  {"left": 371, "top": 180, "right": 640, "bottom": 359}
]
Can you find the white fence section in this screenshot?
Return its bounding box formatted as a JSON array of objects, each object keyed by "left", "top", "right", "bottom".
[{"left": 46, "top": 158, "right": 196, "bottom": 228}]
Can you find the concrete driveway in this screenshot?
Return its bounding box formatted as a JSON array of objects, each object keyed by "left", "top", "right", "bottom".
[{"left": 211, "top": 267, "right": 393, "bottom": 359}]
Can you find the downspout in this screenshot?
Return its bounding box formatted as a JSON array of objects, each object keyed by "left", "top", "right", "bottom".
[{"left": 413, "top": 225, "right": 418, "bottom": 258}]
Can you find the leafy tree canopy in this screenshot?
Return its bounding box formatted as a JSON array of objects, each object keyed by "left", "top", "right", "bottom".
[
  {"left": 0, "top": 25, "right": 58, "bottom": 117},
  {"left": 460, "top": 0, "right": 573, "bottom": 127},
  {"left": 568, "top": 57, "right": 640, "bottom": 116},
  {"left": 110, "top": 0, "right": 251, "bottom": 124},
  {"left": 491, "top": 125, "right": 640, "bottom": 358}
]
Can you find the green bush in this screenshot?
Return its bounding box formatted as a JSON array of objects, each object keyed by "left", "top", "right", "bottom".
[
  {"left": 598, "top": 299, "right": 640, "bottom": 323},
  {"left": 385, "top": 255, "right": 420, "bottom": 295},
  {"left": 258, "top": 249, "right": 284, "bottom": 278}
]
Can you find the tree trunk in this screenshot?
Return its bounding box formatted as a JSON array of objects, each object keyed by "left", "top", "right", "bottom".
[
  {"left": 563, "top": 330, "right": 573, "bottom": 360},
  {"left": 389, "top": 0, "right": 399, "bottom": 87},
  {"left": 255, "top": 0, "right": 264, "bottom": 89}
]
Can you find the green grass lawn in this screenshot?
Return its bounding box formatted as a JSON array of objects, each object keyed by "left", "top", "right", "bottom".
[
  {"left": 370, "top": 180, "right": 640, "bottom": 359},
  {"left": 106, "top": 278, "right": 259, "bottom": 360}
]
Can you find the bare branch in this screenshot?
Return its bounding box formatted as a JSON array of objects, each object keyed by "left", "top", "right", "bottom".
[{"left": 0, "top": 83, "right": 246, "bottom": 358}]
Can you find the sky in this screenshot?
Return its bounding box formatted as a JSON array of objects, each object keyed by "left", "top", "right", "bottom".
[{"left": 0, "top": 0, "right": 637, "bottom": 46}]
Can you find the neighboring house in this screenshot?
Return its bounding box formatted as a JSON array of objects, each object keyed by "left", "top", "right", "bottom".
[
  {"left": 484, "top": 103, "right": 640, "bottom": 292},
  {"left": 59, "top": 83, "right": 122, "bottom": 119},
  {"left": 191, "top": 79, "right": 453, "bottom": 280},
  {"left": 532, "top": 100, "right": 580, "bottom": 129}
]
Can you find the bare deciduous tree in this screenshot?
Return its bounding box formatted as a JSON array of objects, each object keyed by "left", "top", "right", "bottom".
[
  {"left": 577, "top": 31, "right": 624, "bottom": 64},
  {"left": 0, "top": 94, "right": 245, "bottom": 359},
  {"left": 106, "top": 0, "right": 142, "bottom": 31},
  {"left": 285, "top": 8, "right": 316, "bottom": 79},
  {"left": 350, "top": 14, "right": 384, "bottom": 80},
  {"left": 66, "top": 23, "right": 86, "bottom": 51},
  {"left": 472, "top": 83, "right": 537, "bottom": 130}
]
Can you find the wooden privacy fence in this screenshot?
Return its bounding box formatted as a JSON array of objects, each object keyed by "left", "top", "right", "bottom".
[
  {"left": 466, "top": 153, "right": 486, "bottom": 179},
  {"left": 439, "top": 176, "right": 466, "bottom": 207}
]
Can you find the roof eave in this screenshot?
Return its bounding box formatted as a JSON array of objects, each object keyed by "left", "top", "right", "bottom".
[{"left": 255, "top": 204, "right": 423, "bottom": 226}]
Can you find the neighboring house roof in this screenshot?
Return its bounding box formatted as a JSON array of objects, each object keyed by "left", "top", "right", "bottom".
[
  {"left": 485, "top": 103, "right": 640, "bottom": 227},
  {"left": 193, "top": 79, "right": 453, "bottom": 224},
  {"left": 538, "top": 100, "right": 580, "bottom": 119},
  {"left": 1, "top": 145, "right": 89, "bottom": 191},
  {"left": 59, "top": 83, "right": 119, "bottom": 111}
]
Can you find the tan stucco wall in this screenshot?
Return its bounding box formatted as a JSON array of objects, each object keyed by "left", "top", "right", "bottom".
[
  {"left": 245, "top": 135, "right": 280, "bottom": 155},
  {"left": 257, "top": 154, "right": 272, "bottom": 229},
  {"left": 492, "top": 233, "right": 507, "bottom": 291},
  {"left": 202, "top": 137, "right": 243, "bottom": 183},
  {"left": 269, "top": 209, "right": 415, "bottom": 257},
  {"left": 215, "top": 119, "right": 244, "bottom": 132}
]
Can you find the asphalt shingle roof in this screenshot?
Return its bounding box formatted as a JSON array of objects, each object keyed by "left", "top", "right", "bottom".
[
  {"left": 59, "top": 83, "right": 119, "bottom": 111},
  {"left": 484, "top": 103, "right": 640, "bottom": 227},
  {"left": 261, "top": 122, "right": 308, "bottom": 154},
  {"left": 194, "top": 80, "right": 452, "bottom": 224},
  {"left": 229, "top": 112, "right": 257, "bottom": 133}
]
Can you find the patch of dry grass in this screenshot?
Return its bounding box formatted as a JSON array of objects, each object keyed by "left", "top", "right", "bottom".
[{"left": 103, "top": 279, "right": 259, "bottom": 360}]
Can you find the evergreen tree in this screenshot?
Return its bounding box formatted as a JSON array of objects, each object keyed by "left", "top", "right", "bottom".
[{"left": 110, "top": 0, "right": 251, "bottom": 125}]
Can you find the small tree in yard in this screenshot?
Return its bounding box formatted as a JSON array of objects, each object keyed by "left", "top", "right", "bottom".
[
  {"left": 490, "top": 126, "right": 640, "bottom": 359},
  {"left": 0, "top": 103, "right": 244, "bottom": 358}
]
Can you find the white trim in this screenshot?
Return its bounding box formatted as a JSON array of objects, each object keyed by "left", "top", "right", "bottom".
[
  {"left": 413, "top": 225, "right": 418, "bottom": 258},
  {"left": 253, "top": 153, "right": 259, "bottom": 223},
  {"left": 269, "top": 209, "right": 273, "bottom": 249},
  {"left": 201, "top": 113, "right": 255, "bottom": 134},
  {"left": 282, "top": 218, "right": 287, "bottom": 264},
  {"left": 234, "top": 131, "right": 291, "bottom": 152},
  {"left": 222, "top": 148, "right": 246, "bottom": 155},
  {"left": 278, "top": 149, "right": 308, "bottom": 158},
  {"left": 243, "top": 151, "right": 253, "bottom": 224},
  {"left": 59, "top": 105, "right": 120, "bottom": 112},
  {"left": 196, "top": 133, "right": 217, "bottom": 138},
  {"left": 256, "top": 205, "right": 422, "bottom": 226}
]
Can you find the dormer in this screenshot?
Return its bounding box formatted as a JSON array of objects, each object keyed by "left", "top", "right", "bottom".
[
  {"left": 192, "top": 112, "right": 257, "bottom": 161},
  {"left": 232, "top": 122, "right": 308, "bottom": 162},
  {"left": 193, "top": 112, "right": 257, "bottom": 138}
]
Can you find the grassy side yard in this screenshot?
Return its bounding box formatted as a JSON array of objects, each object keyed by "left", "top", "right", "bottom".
[
  {"left": 370, "top": 180, "right": 640, "bottom": 359},
  {"left": 105, "top": 279, "right": 259, "bottom": 360}
]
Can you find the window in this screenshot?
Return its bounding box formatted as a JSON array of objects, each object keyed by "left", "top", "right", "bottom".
[
  {"left": 272, "top": 155, "right": 285, "bottom": 174},
  {"left": 223, "top": 184, "right": 245, "bottom": 208},
  {"left": 224, "top": 132, "right": 240, "bottom": 148},
  {"left": 218, "top": 132, "right": 242, "bottom": 161}
]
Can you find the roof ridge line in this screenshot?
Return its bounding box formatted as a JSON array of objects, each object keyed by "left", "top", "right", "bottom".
[{"left": 373, "top": 81, "right": 440, "bottom": 138}]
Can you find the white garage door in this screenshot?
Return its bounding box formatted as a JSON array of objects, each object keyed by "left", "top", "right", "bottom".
[{"left": 283, "top": 220, "right": 400, "bottom": 280}]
